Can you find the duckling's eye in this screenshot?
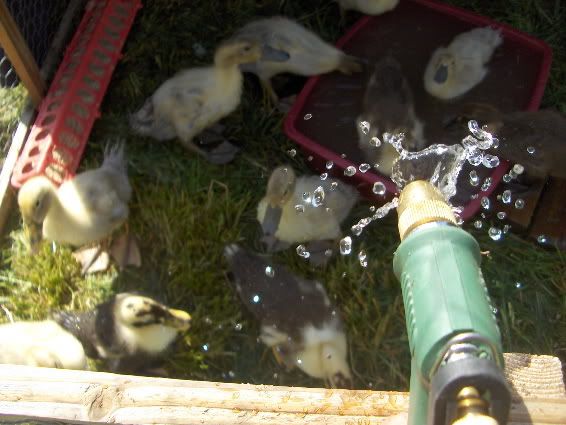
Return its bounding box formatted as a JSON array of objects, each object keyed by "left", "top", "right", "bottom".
[{"left": 35, "top": 199, "right": 41, "bottom": 208}]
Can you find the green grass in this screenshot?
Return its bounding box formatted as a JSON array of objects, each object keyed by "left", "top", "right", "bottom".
[{"left": 0, "top": 0, "right": 564, "bottom": 391}]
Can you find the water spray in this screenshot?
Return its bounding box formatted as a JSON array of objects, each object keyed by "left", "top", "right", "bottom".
[{"left": 393, "top": 180, "right": 511, "bottom": 425}]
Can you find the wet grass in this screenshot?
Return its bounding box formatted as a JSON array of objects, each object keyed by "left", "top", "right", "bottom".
[{"left": 0, "top": 0, "right": 564, "bottom": 390}]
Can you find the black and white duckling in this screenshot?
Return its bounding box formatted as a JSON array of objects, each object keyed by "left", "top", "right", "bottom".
[
  {"left": 257, "top": 165, "right": 358, "bottom": 261},
  {"left": 0, "top": 320, "right": 87, "bottom": 370},
  {"left": 53, "top": 293, "right": 191, "bottom": 374},
  {"left": 129, "top": 38, "right": 264, "bottom": 164},
  {"left": 424, "top": 26, "right": 502, "bottom": 100},
  {"left": 232, "top": 16, "right": 362, "bottom": 102},
  {"left": 356, "top": 57, "right": 427, "bottom": 177},
  {"left": 336, "top": 0, "right": 399, "bottom": 16},
  {"left": 17, "top": 142, "right": 135, "bottom": 271},
  {"left": 224, "top": 244, "right": 352, "bottom": 388}
]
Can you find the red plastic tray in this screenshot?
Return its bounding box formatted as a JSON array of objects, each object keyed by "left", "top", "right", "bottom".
[
  {"left": 11, "top": 0, "right": 142, "bottom": 189},
  {"left": 284, "top": 0, "right": 552, "bottom": 221}
]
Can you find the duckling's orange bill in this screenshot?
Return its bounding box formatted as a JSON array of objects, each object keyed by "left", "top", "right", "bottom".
[{"left": 165, "top": 308, "right": 191, "bottom": 330}]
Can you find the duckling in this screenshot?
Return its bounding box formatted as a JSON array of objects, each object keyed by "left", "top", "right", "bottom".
[
  {"left": 336, "top": 0, "right": 399, "bottom": 16},
  {"left": 224, "top": 244, "right": 352, "bottom": 388},
  {"left": 232, "top": 16, "right": 362, "bottom": 102},
  {"left": 0, "top": 320, "right": 87, "bottom": 370},
  {"left": 17, "top": 142, "right": 131, "bottom": 256},
  {"left": 129, "top": 38, "right": 264, "bottom": 164},
  {"left": 356, "top": 57, "right": 427, "bottom": 177},
  {"left": 53, "top": 293, "right": 191, "bottom": 374},
  {"left": 424, "top": 27, "right": 502, "bottom": 100},
  {"left": 257, "top": 165, "right": 358, "bottom": 258}
]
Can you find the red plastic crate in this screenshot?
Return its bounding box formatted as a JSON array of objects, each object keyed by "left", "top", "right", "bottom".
[
  {"left": 284, "top": 0, "right": 552, "bottom": 221},
  {"left": 11, "top": 0, "right": 142, "bottom": 189}
]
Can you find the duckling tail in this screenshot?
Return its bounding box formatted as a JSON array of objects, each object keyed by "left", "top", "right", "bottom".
[
  {"left": 129, "top": 98, "right": 155, "bottom": 136},
  {"left": 337, "top": 54, "right": 363, "bottom": 75},
  {"left": 102, "top": 140, "right": 127, "bottom": 174}
]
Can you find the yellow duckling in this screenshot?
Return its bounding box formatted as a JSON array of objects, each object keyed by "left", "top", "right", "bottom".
[
  {"left": 424, "top": 27, "right": 502, "bottom": 100},
  {"left": 17, "top": 142, "right": 131, "bottom": 255},
  {"left": 232, "top": 16, "right": 362, "bottom": 102},
  {"left": 337, "top": 0, "right": 399, "bottom": 16},
  {"left": 257, "top": 165, "right": 358, "bottom": 256},
  {"left": 356, "top": 57, "right": 427, "bottom": 177},
  {"left": 0, "top": 320, "right": 87, "bottom": 370},
  {"left": 129, "top": 38, "right": 264, "bottom": 164}
]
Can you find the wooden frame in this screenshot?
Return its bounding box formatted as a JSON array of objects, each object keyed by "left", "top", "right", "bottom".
[{"left": 0, "top": 354, "right": 564, "bottom": 425}]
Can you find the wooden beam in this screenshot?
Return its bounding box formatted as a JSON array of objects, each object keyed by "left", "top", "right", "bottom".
[
  {"left": 0, "top": 353, "right": 564, "bottom": 425},
  {"left": 0, "top": 0, "right": 45, "bottom": 106}
]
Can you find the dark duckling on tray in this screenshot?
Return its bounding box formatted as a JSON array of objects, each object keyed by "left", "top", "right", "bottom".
[
  {"left": 224, "top": 243, "right": 352, "bottom": 388},
  {"left": 53, "top": 292, "right": 191, "bottom": 375}
]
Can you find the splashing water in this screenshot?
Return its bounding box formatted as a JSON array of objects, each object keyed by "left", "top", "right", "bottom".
[
  {"left": 304, "top": 113, "right": 312, "bottom": 120},
  {"left": 359, "top": 120, "right": 370, "bottom": 135},
  {"left": 344, "top": 166, "right": 356, "bottom": 176},
  {"left": 514, "top": 199, "right": 525, "bottom": 209},
  {"left": 294, "top": 204, "right": 305, "bottom": 214},
  {"left": 320, "top": 172, "right": 328, "bottom": 180},
  {"left": 370, "top": 136, "right": 381, "bottom": 147},
  {"left": 358, "top": 250, "right": 368, "bottom": 267},
  {"left": 488, "top": 227, "right": 502, "bottom": 241},
  {"left": 372, "top": 182, "right": 386, "bottom": 195},
  {"left": 312, "top": 186, "right": 325, "bottom": 207},
  {"left": 287, "top": 149, "right": 296, "bottom": 157},
  {"left": 326, "top": 160, "right": 334, "bottom": 169},
  {"left": 265, "top": 266, "right": 275, "bottom": 278},
  {"left": 296, "top": 245, "right": 310, "bottom": 259},
  {"left": 339, "top": 237, "right": 352, "bottom": 255},
  {"left": 501, "top": 190, "right": 512, "bottom": 204},
  {"left": 359, "top": 163, "right": 371, "bottom": 173}
]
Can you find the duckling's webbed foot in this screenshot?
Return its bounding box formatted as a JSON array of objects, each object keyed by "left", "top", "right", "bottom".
[
  {"left": 260, "top": 235, "right": 291, "bottom": 253},
  {"left": 73, "top": 244, "right": 111, "bottom": 275},
  {"left": 110, "top": 231, "right": 141, "bottom": 270},
  {"left": 206, "top": 140, "right": 240, "bottom": 164},
  {"left": 305, "top": 240, "right": 335, "bottom": 267}
]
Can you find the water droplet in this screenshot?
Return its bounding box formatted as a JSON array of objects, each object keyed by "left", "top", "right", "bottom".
[
  {"left": 330, "top": 181, "right": 338, "bottom": 191},
  {"left": 297, "top": 358, "right": 303, "bottom": 365},
  {"left": 474, "top": 220, "right": 483, "bottom": 229},
  {"left": 287, "top": 149, "right": 296, "bottom": 157},
  {"left": 324, "top": 249, "right": 333, "bottom": 257},
  {"left": 318, "top": 173, "right": 327, "bottom": 181},
  {"left": 497, "top": 211, "right": 506, "bottom": 220},
  {"left": 467, "top": 148, "right": 484, "bottom": 166},
  {"left": 351, "top": 224, "right": 362, "bottom": 236},
  {"left": 526, "top": 146, "right": 535, "bottom": 154},
  {"left": 514, "top": 199, "right": 525, "bottom": 209},
  {"left": 312, "top": 186, "right": 325, "bottom": 207},
  {"left": 273, "top": 372, "right": 278, "bottom": 379},
  {"left": 252, "top": 294, "right": 261, "bottom": 303},
  {"left": 234, "top": 323, "right": 243, "bottom": 331},
  {"left": 265, "top": 266, "right": 275, "bottom": 278},
  {"left": 502, "top": 174, "right": 512, "bottom": 183},
  {"left": 372, "top": 181, "right": 386, "bottom": 195},
  {"left": 296, "top": 244, "right": 310, "bottom": 259},
  {"left": 344, "top": 166, "right": 356, "bottom": 176},
  {"left": 515, "top": 282, "right": 522, "bottom": 289},
  {"left": 228, "top": 370, "right": 235, "bottom": 378},
  {"left": 358, "top": 250, "right": 368, "bottom": 267},
  {"left": 503, "top": 224, "right": 511, "bottom": 233},
  {"left": 481, "top": 177, "right": 492, "bottom": 192},
  {"left": 537, "top": 235, "right": 547, "bottom": 244},
  {"left": 359, "top": 120, "right": 370, "bottom": 135},
  {"left": 482, "top": 154, "right": 500, "bottom": 168},
  {"left": 481, "top": 197, "right": 490, "bottom": 210},
  {"left": 471, "top": 193, "right": 479, "bottom": 199},
  {"left": 339, "top": 236, "right": 352, "bottom": 255},
  {"left": 341, "top": 272, "right": 347, "bottom": 278},
  {"left": 302, "top": 192, "right": 311, "bottom": 201},
  {"left": 488, "top": 227, "right": 502, "bottom": 241},
  {"left": 295, "top": 204, "right": 305, "bottom": 213},
  {"left": 501, "top": 190, "right": 512, "bottom": 204},
  {"left": 341, "top": 153, "right": 347, "bottom": 158},
  {"left": 359, "top": 163, "right": 371, "bottom": 173},
  {"left": 326, "top": 161, "right": 334, "bottom": 169},
  {"left": 492, "top": 307, "right": 498, "bottom": 315},
  {"left": 369, "top": 206, "right": 376, "bottom": 212},
  {"left": 304, "top": 113, "right": 312, "bottom": 120},
  {"left": 307, "top": 155, "right": 313, "bottom": 161},
  {"left": 512, "top": 164, "right": 524, "bottom": 175},
  {"left": 490, "top": 137, "right": 499, "bottom": 149},
  {"left": 480, "top": 213, "right": 486, "bottom": 219},
  {"left": 202, "top": 344, "right": 209, "bottom": 351},
  {"left": 370, "top": 136, "right": 381, "bottom": 147},
  {"left": 469, "top": 170, "right": 480, "bottom": 186}
]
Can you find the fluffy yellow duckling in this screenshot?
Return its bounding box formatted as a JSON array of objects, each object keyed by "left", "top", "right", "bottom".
[
  {"left": 356, "top": 57, "right": 427, "bottom": 177},
  {"left": 257, "top": 165, "right": 358, "bottom": 255},
  {"left": 0, "top": 320, "right": 87, "bottom": 370},
  {"left": 233, "top": 16, "right": 362, "bottom": 101},
  {"left": 337, "top": 0, "right": 399, "bottom": 16},
  {"left": 17, "top": 142, "right": 130, "bottom": 254},
  {"left": 424, "top": 27, "right": 502, "bottom": 100},
  {"left": 53, "top": 292, "right": 191, "bottom": 374},
  {"left": 224, "top": 244, "right": 352, "bottom": 388},
  {"left": 129, "top": 38, "right": 264, "bottom": 164}
]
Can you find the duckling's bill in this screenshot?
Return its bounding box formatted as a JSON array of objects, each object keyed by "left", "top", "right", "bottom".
[
  {"left": 22, "top": 218, "right": 42, "bottom": 253},
  {"left": 261, "top": 204, "right": 283, "bottom": 235},
  {"left": 433, "top": 63, "right": 449, "bottom": 83}
]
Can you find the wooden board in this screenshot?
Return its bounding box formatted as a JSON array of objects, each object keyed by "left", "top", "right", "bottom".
[{"left": 0, "top": 353, "right": 564, "bottom": 425}]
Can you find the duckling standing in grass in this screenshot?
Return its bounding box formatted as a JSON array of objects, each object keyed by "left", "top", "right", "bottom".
[
  {"left": 424, "top": 26, "right": 502, "bottom": 100},
  {"left": 257, "top": 165, "right": 358, "bottom": 263},
  {"left": 356, "top": 57, "right": 427, "bottom": 177},
  {"left": 53, "top": 293, "right": 191, "bottom": 375},
  {"left": 232, "top": 16, "right": 362, "bottom": 103},
  {"left": 129, "top": 38, "right": 265, "bottom": 164},
  {"left": 0, "top": 320, "right": 87, "bottom": 370},
  {"left": 336, "top": 0, "right": 399, "bottom": 16},
  {"left": 224, "top": 244, "right": 352, "bottom": 388},
  {"left": 17, "top": 141, "right": 137, "bottom": 272}
]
